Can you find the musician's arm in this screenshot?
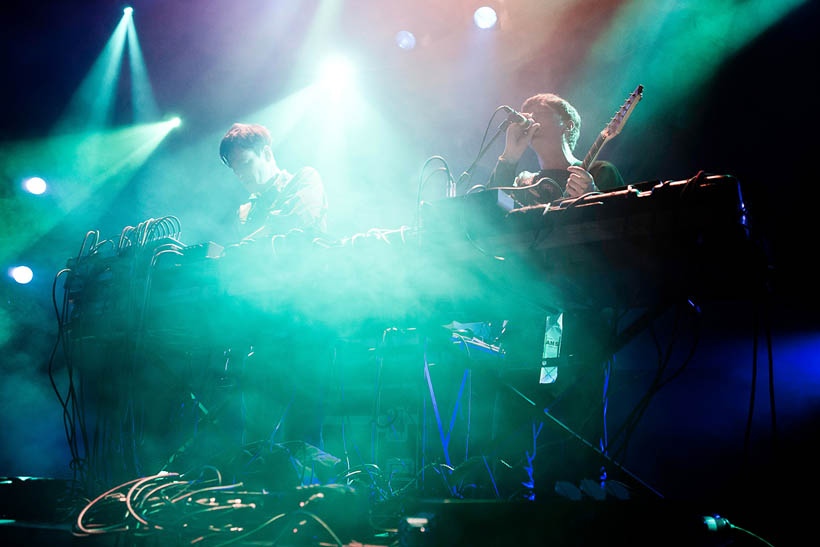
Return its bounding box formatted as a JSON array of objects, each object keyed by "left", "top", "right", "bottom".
[
  {"left": 488, "top": 156, "right": 519, "bottom": 189},
  {"left": 264, "top": 167, "right": 327, "bottom": 235},
  {"left": 488, "top": 116, "right": 538, "bottom": 189}
]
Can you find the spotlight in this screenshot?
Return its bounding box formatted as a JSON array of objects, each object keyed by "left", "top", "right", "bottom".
[
  {"left": 395, "top": 30, "right": 416, "bottom": 50},
  {"left": 124, "top": 7, "right": 133, "bottom": 16},
  {"left": 474, "top": 6, "right": 498, "bottom": 29},
  {"left": 10, "top": 266, "right": 33, "bottom": 285},
  {"left": 23, "top": 177, "right": 47, "bottom": 195},
  {"left": 319, "top": 55, "right": 354, "bottom": 89},
  {"left": 169, "top": 116, "right": 181, "bottom": 128}
]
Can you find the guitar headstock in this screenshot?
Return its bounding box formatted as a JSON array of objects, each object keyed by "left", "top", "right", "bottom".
[{"left": 602, "top": 84, "right": 643, "bottom": 141}]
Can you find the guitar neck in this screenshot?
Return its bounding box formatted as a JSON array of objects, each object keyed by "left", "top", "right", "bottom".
[
  {"left": 581, "top": 84, "right": 643, "bottom": 173},
  {"left": 582, "top": 132, "right": 607, "bottom": 172}
]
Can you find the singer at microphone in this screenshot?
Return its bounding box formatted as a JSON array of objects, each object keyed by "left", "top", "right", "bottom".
[
  {"left": 502, "top": 106, "right": 535, "bottom": 133},
  {"left": 484, "top": 96, "right": 626, "bottom": 490},
  {"left": 488, "top": 93, "right": 624, "bottom": 203}
]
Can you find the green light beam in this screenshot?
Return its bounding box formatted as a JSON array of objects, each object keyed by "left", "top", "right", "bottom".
[
  {"left": 572, "top": 0, "right": 807, "bottom": 124},
  {"left": 126, "top": 16, "right": 160, "bottom": 123},
  {"left": 54, "top": 11, "right": 130, "bottom": 132},
  {"left": 0, "top": 120, "right": 179, "bottom": 263}
]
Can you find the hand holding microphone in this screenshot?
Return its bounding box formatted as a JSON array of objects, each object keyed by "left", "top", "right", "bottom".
[
  {"left": 503, "top": 106, "right": 534, "bottom": 131},
  {"left": 499, "top": 106, "right": 539, "bottom": 163}
]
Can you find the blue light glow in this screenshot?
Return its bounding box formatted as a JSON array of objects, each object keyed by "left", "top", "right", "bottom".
[
  {"left": 395, "top": 30, "right": 416, "bottom": 50},
  {"left": 10, "top": 266, "right": 34, "bottom": 284},
  {"left": 23, "top": 177, "right": 47, "bottom": 195}
]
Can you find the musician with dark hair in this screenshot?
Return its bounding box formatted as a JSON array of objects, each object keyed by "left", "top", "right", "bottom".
[
  {"left": 217, "top": 123, "right": 331, "bottom": 456},
  {"left": 219, "top": 122, "right": 327, "bottom": 238},
  {"left": 488, "top": 93, "right": 624, "bottom": 203}
]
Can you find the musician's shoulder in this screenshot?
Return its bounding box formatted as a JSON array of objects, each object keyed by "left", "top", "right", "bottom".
[
  {"left": 589, "top": 160, "right": 625, "bottom": 190},
  {"left": 590, "top": 159, "right": 617, "bottom": 170},
  {"left": 293, "top": 166, "right": 321, "bottom": 181}
]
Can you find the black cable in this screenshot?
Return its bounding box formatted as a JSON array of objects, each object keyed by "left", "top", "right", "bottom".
[
  {"left": 474, "top": 106, "right": 511, "bottom": 168},
  {"left": 65, "top": 293, "right": 90, "bottom": 479},
  {"left": 604, "top": 321, "right": 672, "bottom": 456},
  {"left": 120, "top": 226, "right": 185, "bottom": 478},
  {"left": 58, "top": 259, "right": 90, "bottom": 484},
  {"left": 655, "top": 315, "right": 701, "bottom": 391},
  {"left": 617, "top": 312, "right": 701, "bottom": 462},
  {"left": 453, "top": 178, "right": 511, "bottom": 262},
  {"left": 66, "top": 234, "right": 92, "bottom": 472},
  {"left": 77, "top": 370, "right": 90, "bottom": 480},
  {"left": 118, "top": 225, "right": 133, "bottom": 250},
  {"left": 417, "top": 166, "right": 450, "bottom": 227},
  {"left": 605, "top": 301, "right": 700, "bottom": 461},
  {"left": 49, "top": 269, "right": 80, "bottom": 475},
  {"left": 77, "top": 230, "right": 97, "bottom": 259},
  {"left": 455, "top": 106, "right": 511, "bottom": 189},
  {"left": 92, "top": 239, "right": 116, "bottom": 254},
  {"left": 417, "top": 157, "right": 452, "bottom": 229}
]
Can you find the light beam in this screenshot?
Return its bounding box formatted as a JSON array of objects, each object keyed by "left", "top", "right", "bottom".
[
  {"left": 126, "top": 14, "right": 160, "bottom": 123},
  {"left": 55, "top": 10, "right": 130, "bottom": 132}
]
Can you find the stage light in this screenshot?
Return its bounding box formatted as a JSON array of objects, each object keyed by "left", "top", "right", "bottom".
[
  {"left": 124, "top": 7, "right": 133, "bottom": 16},
  {"left": 319, "top": 55, "right": 354, "bottom": 88},
  {"left": 22, "top": 177, "right": 47, "bottom": 195},
  {"left": 0, "top": 121, "right": 181, "bottom": 266},
  {"left": 169, "top": 116, "right": 181, "bottom": 128},
  {"left": 10, "top": 266, "right": 33, "bottom": 285},
  {"left": 474, "top": 6, "right": 498, "bottom": 29},
  {"left": 395, "top": 30, "right": 416, "bottom": 50}
]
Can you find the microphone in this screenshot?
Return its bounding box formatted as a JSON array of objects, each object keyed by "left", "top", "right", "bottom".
[{"left": 502, "top": 106, "right": 533, "bottom": 130}]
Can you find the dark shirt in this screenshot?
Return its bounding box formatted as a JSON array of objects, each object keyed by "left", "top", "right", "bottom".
[
  {"left": 488, "top": 158, "right": 624, "bottom": 206},
  {"left": 237, "top": 167, "right": 327, "bottom": 238}
]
